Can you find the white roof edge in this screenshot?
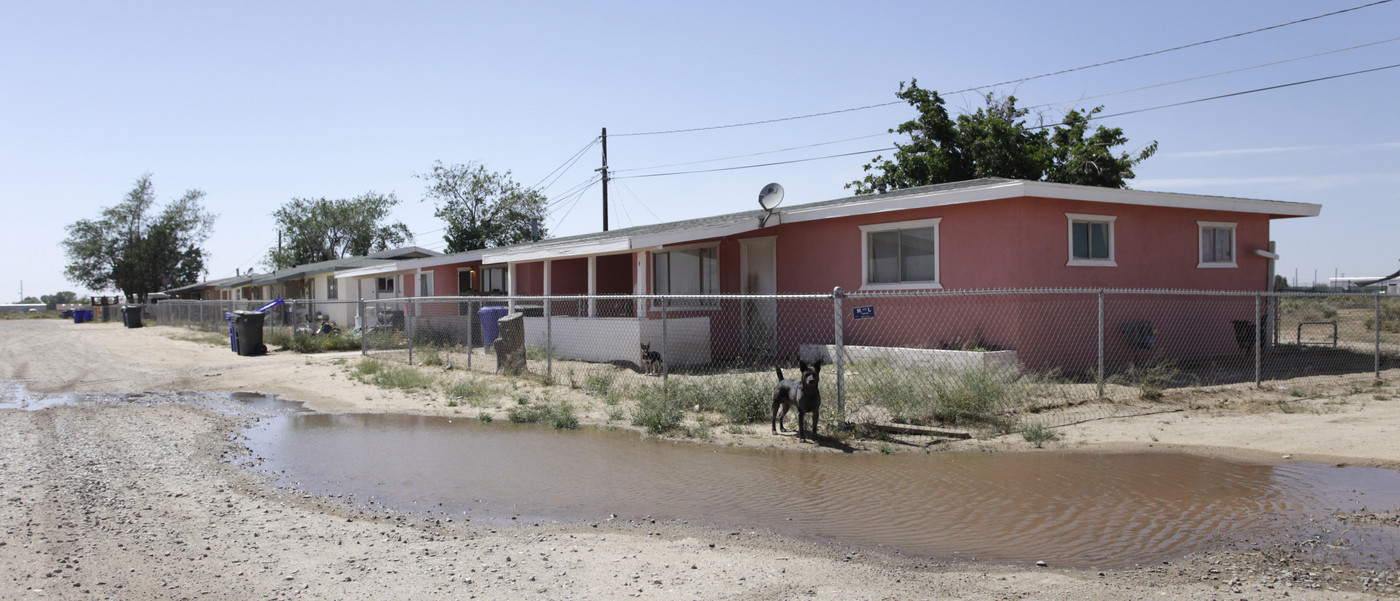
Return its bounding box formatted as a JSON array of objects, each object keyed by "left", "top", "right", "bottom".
[
  {"left": 782, "top": 180, "right": 1320, "bottom": 223},
  {"left": 334, "top": 263, "right": 404, "bottom": 278},
  {"left": 396, "top": 250, "right": 486, "bottom": 270},
  {"left": 633, "top": 217, "right": 766, "bottom": 249},
  {"left": 1019, "top": 180, "right": 1321, "bottom": 217},
  {"left": 482, "top": 239, "right": 633, "bottom": 264}
]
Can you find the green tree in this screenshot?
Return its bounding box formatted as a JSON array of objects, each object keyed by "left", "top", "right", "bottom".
[
  {"left": 849, "top": 80, "right": 1157, "bottom": 194},
  {"left": 40, "top": 291, "right": 78, "bottom": 310},
  {"left": 418, "top": 161, "right": 548, "bottom": 253},
  {"left": 62, "top": 174, "right": 216, "bottom": 300},
  {"left": 20, "top": 297, "right": 40, "bottom": 304},
  {"left": 265, "top": 193, "right": 412, "bottom": 270}
]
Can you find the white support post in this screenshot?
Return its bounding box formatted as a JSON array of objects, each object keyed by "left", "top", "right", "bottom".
[
  {"left": 507, "top": 263, "right": 517, "bottom": 313},
  {"left": 587, "top": 255, "right": 597, "bottom": 317}
]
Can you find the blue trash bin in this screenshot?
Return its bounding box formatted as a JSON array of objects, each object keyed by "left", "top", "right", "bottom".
[{"left": 478, "top": 306, "right": 509, "bottom": 347}]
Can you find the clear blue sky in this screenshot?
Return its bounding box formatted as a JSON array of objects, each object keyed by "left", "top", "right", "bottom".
[{"left": 3, "top": 1, "right": 1397, "bottom": 301}]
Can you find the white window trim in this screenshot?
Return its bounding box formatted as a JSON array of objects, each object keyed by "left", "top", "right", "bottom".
[
  {"left": 417, "top": 270, "right": 435, "bottom": 297},
  {"left": 1066, "top": 213, "right": 1117, "bottom": 267},
  {"left": 858, "top": 217, "right": 943, "bottom": 291},
  {"left": 1196, "top": 221, "right": 1238, "bottom": 268},
  {"left": 650, "top": 242, "right": 722, "bottom": 311}
]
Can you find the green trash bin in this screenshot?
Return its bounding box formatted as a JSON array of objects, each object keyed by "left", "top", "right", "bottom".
[{"left": 232, "top": 310, "right": 267, "bottom": 356}]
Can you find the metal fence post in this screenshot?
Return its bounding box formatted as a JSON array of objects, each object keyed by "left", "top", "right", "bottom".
[
  {"left": 467, "top": 300, "right": 475, "bottom": 371},
  {"left": 1260, "top": 292, "right": 1271, "bottom": 386},
  {"left": 833, "top": 287, "right": 845, "bottom": 416},
  {"left": 545, "top": 297, "right": 553, "bottom": 379},
  {"left": 358, "top": 299, "right": 366, "bottom": 355},
  {"left": 1376, "top": 294, "right": 1383, "bottom": 381},
  {"left": 1097, "top": 290, "right": 1105, "bottom": 398},
  {"left": 661, "top": 302, "right": 669, "bottom": 394},
  {"left": 407, "top": 298, "right": 415, "bottom": 366}
]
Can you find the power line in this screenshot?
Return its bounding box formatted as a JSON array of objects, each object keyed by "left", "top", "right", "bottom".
[
  {"left": 612, "top": 148, "right": 892, "bottom": 179},
  {"left": 546, "top": 174, "right": 603, "bottom": 210},
  {"left": 613, "top": 179, "right": 663, "bottom": 222},
  {"left": 611, "top": 62, "right": 1400, "bottom": 180},
  {"left": 532, "top": 137, "right": 600, "bottom": 193},
  {"left": 612, "top": 0, "right": 1394, "bottom": 137},
  {"left": 1085, "top": 62, "right": 1400, "bottom": 122},
  {"left": 1028, "top": 36, "right": 1400, "bottom": 111},
  {"left": 613, "top": 132, "right": 896, "bottom": 174}
]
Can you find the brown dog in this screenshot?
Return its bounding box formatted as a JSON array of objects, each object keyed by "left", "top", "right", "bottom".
[{"left": 771, "top": 359, "right": 822, "bottom": 441}]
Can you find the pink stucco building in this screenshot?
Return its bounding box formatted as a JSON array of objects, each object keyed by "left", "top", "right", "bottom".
[{"left": 336, "top": 178, "right": 1321, "bottom": 371}]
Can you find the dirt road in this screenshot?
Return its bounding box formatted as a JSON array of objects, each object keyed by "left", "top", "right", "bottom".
[{"left": 2, "top": 319, "right": 1397, "bottom": 599}]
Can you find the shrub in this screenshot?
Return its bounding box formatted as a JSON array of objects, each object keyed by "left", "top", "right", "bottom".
[
  {"left": 584, "top": 370, "right": 616, "bottom": 396},
  {"left": 1021, "top": 422, "right": 1060, "bottom": 448},
  {"left": 507, "top": 402, "right": 578, "bottom": 430},
  {"left": 852, "top": 360, "right": 1040, "bottom": 428},
  {"left": 417, "top": 346, "right": 444, "bottom": 366},
  {"left": 1365, "top": 302, "right": 1400, "bottom": 333},
  {"left": 351, "top": 358, "right": 435, "bottom": 391},
  {"left": 441, "top": 377, "right": 494, "bottom": 407},
  {"left": 631, "top": 386, "right": 683, "bottom": 435}
]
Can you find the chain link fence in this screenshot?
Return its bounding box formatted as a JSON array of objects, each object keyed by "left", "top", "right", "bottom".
[{"left": 153, "top": 290, "right": 1400, "bottom": 433}]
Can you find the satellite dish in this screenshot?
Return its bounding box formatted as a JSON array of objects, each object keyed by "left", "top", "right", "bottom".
[{"left": 758, "top": 183, "right": 785, "bottom": 211}]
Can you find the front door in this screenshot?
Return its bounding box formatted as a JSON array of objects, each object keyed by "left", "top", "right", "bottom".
[{"left": 740, "top": 237, "right": 777, "bottom": 357}]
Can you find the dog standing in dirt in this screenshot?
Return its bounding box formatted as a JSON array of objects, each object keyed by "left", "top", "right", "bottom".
[
  {"left": 771, "top": 359, "right": 822, "bottom": 441},
  {"left": 640, "top": 342, "right": 663, "bottom": 375}
]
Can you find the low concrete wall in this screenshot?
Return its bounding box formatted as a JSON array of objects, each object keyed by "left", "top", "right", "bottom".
[
  {"left": 799, "top": 344, "right": 1018, "bottom": 371},
  {"left": 522, "top": 316, "right": 711, "bottom": 366}
]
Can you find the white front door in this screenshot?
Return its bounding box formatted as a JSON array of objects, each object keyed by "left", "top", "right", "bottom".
[{"left": 740, "top": 237, "right": 777, "bottom": 356}]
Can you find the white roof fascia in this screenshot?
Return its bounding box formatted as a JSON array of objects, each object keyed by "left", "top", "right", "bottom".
[
  {"left": 633, "top": 218, "right": 767, "bottom": 249},
  {"left": 1018, "top": 180, "right": 1321, "bottom": 217},
  {"left": 780, "top": 180, "right": 1320, "bottom": 223},
  {"left": 334, "top": 263, "right": 404, "bottom": 279},
  {"left": 482, "top": 239, "right": 632, "bottom": 264},
  {"left": 781, "top": 181, "right": 1026, "bottom": 224},
  {"left": 394, "top": 250, "right": 487, "bottom": 270}
]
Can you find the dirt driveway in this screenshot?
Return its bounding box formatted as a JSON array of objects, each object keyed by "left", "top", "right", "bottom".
[{"left": 3, "top": 318, "right": 1398, "bottom": 599}]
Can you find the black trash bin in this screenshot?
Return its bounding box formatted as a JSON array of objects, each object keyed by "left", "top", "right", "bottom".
[
  {"left": 121, "top": 305, "right": 144, "bottom": 328},
  {"left": 232, "top": 310, "right": 268, "bottom": 356}
]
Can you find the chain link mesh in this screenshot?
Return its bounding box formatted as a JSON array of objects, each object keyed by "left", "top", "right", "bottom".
[{"left": 152, "top": 290, "right": 1400, "bottom": 434}]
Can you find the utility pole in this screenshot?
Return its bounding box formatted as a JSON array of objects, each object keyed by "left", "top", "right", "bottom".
[{"left": 597, "top": 127, "right": 610, "bottom": 232}]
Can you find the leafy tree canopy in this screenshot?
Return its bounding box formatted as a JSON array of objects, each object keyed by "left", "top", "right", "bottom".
[
  {"left": 265, "top": 193, "right": 412, "bottom": 270},
  {"left": 20, "top": 297, "right": 40, "bottom": 304},
  {"left": 40, "top": 291, "right": 78, "bottom": 310},
  {"left": 62, "top": 174, "right": 216, "bottom": 300},
  {"left": 418, "top": 161, "right": 548, "bottom": 254},
  {"left": 849, "top": 80, "right": 1158, "bottom": 194}
]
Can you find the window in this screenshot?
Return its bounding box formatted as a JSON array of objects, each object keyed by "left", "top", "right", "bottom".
[
  {"left": 1066, "top": 213, "right": 1117, "bottom": 267},
  {"left": 376, "top": 276, "right": 396, "bottom": 293},
  {"left": 481, "top": 267, "right": 506, "bottom": 293},
  {"left": 417, "top": 272, "right": 434, "bottom": 297},
  {"left": 1198, "top": 221, "right": 1237, "bottom": 268},
  {"left": 859, "top": 218, "right": 941, "bottom": 290},
  {"left": 652, "top": 245, "right": 719, "bottom": 306},
  {"left": 327, "top": 276, "right": 338, "bottom": 300}
]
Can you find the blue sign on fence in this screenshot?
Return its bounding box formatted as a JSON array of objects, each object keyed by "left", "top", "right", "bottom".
[{"left": 852, "top": 305, "right": 876, "bottom": 320}]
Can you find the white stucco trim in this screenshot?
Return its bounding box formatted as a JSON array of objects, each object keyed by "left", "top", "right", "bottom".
[
  {"left": 1066, "top": 213, "right": 1118, "bottom": 267},
  {"left": 857, "top": 217, "right": 942, "bottom": 291}
]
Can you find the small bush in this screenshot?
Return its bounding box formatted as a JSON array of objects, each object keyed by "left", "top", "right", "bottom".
[
  {"left": 584, "top": 370, "right": 616, "bottom": 396},
  {"left": 1021, "top": 422, "right": 1059, "bottom": 448},
  {"left": 606, "top": 406, "right": 626, "bottom": 422},
  {"left": 852, "top": 360, "right": 1041, "bottom": 428},
  {"left": 287, "top": 331, "right": 363, "bottom": 353},
  {"left": 351, "top": 359, "right": 435, "bottom": 391},
  {"left": 1365, "top": 302, "right": 1400, "bottom": 333},
  {"left": 442, "top": 377, "right": 494, "bottom": 407},
  {"left": 631, "top": 386, "right": 683, "bottom": 435},
  {"left": 507, "top": 402, "right": 578, "bottom": 430},
  {"left": 417, "top": 346, "right": 444, "bottom": 366},
  {"left": 477, "top": 412, "right": 493, "bottom": 423}
]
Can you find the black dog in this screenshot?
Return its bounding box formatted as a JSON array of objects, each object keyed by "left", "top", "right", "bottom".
[
  {"left": 640, "top": 342, "right": 663, "bottom": 375},
  {"left": 771, "top": 359, "right": 822, "bottom": 441}
]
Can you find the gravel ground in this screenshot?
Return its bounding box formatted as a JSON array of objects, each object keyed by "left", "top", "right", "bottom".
[{"left": 2, "top": 318, "right": 1398, "bottom": 599}]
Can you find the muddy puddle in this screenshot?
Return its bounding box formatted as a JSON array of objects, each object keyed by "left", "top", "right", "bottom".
[{"left": 242, "top": 410, "right": 1400, "bottom": 569}]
